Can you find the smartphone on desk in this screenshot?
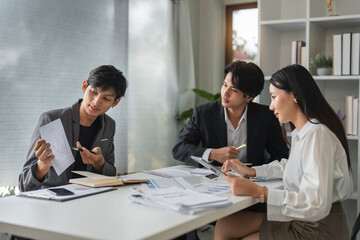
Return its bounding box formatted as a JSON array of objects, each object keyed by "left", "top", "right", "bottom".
[
  {"left": 205, "top": 173, "right": 218, "bottom": 179},
  {"left": 47, "top": 188, "right": 74, "bottom": 196}
]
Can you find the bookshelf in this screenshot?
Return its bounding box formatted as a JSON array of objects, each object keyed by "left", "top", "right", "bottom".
[{"left": 258, "top": 0, "right": 360, "bottom": 228}]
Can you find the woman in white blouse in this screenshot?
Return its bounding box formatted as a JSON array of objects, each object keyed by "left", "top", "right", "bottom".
[{"left": 214, "top": 64, "right": 353, "bottom": 240}]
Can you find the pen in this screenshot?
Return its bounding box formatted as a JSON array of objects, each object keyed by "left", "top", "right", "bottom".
[
  {"left": 72, "top": 147, "right": 96, "bottom": 155},
  {"left": 241, "top": 163, "right": 252, "bottom": 166},
  {"left": 236, "top": 144, "right": 247, "bottom": 150}
]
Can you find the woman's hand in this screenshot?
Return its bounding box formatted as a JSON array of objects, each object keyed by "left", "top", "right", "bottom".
[
  {"left": 76, "top": 141, "right": 105, "bottom": 173},
  {"left": 224, "top": 174, "right": 264, "bottom": 199},
  {"left": 222, "top": 159, "right": 256, "bottom": 177}
]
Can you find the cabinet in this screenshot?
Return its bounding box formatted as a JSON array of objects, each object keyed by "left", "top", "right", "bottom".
[{"left": 258, "top": 0, "right": 360, "bottom": 230}]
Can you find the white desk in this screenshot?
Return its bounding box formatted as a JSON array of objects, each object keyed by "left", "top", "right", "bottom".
[{"left": 0, "top": 165, "right": 282, "bottom": 240}]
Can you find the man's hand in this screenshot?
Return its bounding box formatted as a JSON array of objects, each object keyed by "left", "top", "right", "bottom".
[
  {"left": 34, "top": 139, "right": 54, "bottom": 181},
  {"left": 76, "top": 141, "right": 105, "bottom": 173},
  {"left": 209, "top": 146, "right": 239, "bottom": 164}
]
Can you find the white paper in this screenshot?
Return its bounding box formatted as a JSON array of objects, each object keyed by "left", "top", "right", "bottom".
[
  {"left": 190, "top": 168, "right": 213, "bottom": 175},
  {"left": 143, "top": 168, "right": 192, "bottom": 178},
  {"left": 191, "top": 182, "right": 231, "bottom": 195},
  {"left": 39, "top": 119, "right": 75, "bottom": 176},
  {"left": 144, "top": 176, "right": 204, "bottom": 189}
]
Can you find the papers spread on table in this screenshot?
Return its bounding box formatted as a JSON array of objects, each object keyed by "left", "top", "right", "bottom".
[
  {"left": 145, "top": 176, "right": 203, "bottom": 189},
  {"left": 69, "top": 171, "right": 149, "bottom": 187},
  {"left": 191, "top": 182, "right": 231, "bottom": 195},
  {"left": 190, "top": 168, "right": 214, "bottom": 176},
  {"left": 143, "top": 176, "right": 231, "bottom": 195},
  {"left": 130, "top": 167, "right": 233, "bottom": 214},
  {"left": 142, "top": 168, "right": 192, "bottom": 178},
  {"left": 39, "top": 119, "right": 75, "bottom": 176},
  {"left": 18, "top": 184, "right": 114, "bottom": 202},
  {"left": 191, "top": 167, "right": 242, "bottom": 177},
  {"left": 129, "top": 186, "right": 231, "bottom": 215}
]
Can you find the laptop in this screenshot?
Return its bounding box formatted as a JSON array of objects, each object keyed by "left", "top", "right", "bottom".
[{"left": 190, "top": 156, "right": 228, "bottom": 177}]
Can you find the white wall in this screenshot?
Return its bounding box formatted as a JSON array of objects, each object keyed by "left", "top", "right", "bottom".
[{"left": 188, "top": 0, "right": 225, "bottom": 105}]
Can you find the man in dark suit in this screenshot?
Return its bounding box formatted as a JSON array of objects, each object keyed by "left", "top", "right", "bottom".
[
  {"left": 172, "top": 60, "right": 288, "bottom": 167},
  {"left": 19, "top": 65, "right": 127, "bottom": 191}
]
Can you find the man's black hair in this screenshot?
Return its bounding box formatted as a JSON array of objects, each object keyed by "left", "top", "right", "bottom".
[
  {"left": 224, "top": 60, "right": 264, "bottom": 98},
  {"left": 87, "top": 65, "right": 128, "bottom": 100}
]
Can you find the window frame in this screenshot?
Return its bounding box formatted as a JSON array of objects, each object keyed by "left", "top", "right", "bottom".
[{"left": 225, "top": 2, "right": 258, "bottom": 65}]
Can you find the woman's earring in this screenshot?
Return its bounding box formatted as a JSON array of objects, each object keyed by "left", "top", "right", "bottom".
[{"left": 294, "top": 98, "right": 298, "bottom": 104}]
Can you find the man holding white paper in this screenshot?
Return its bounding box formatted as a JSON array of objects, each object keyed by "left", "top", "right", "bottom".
[{"left": 19, "top": 65, "right": 128, "bottom": 192}]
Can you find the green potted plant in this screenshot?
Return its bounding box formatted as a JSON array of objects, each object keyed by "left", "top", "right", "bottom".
[
  {"left": 310, "top": 53, "right": 333, "bottom": 75},
  {"left": 176, "top": 89, "right": 220, "bottom": 127}
]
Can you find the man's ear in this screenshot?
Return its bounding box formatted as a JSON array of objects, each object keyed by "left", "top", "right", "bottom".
[
  {"left": 112, "top": 98, "right": 121, "bottom": 108},
  {"left": 245, "top": 96, "right": 254, "bottom": 103},
  {"left": 82, "top": 80, "right": 88, "bottom": 93}
]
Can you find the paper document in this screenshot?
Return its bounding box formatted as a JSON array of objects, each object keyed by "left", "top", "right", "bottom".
[
  {"left": 190, "top": 168, "right": 214, "bottom": 175},
  {"left": 143, "top": 176, "right": 231, "bottom": 195},
  {"left": 191, "top": 182, "right": 231, "bottom": 195},
  {"left": 143, "top": 168, "right": 192, "bottom": 178},
  {"left": 129, "top": 186, "right": 231, "bottom": 214},
  {"left": 39, "top": 119, "right": 75, "bottom": 175},
  {"left": 145, "top": 176, "right": 204, "bottom": 189}
]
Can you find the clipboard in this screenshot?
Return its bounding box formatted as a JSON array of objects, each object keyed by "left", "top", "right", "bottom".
[{"left": 18, "top": 184, "right": 114, "bottom": 202}]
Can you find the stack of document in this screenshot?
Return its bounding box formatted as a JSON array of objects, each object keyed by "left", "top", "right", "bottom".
[{"left": 129, "top": 186, "right": 231, "bottom": 215}]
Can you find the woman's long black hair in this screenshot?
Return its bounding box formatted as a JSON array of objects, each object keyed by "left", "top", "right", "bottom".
[{"left": 270, "top": 64, "right": 351, "bottom": 169}]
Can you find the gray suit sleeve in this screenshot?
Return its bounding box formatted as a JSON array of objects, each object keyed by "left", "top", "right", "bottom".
[{"left": 18, "top": 113, "right": 50, "bottom": 192}]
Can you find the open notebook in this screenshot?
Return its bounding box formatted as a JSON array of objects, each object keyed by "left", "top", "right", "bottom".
[{"left": 69, "top": 171, "right": 149, "bottom": 187}]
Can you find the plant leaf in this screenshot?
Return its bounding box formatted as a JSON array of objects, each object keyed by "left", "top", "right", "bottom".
[
  {"left": 213, "top": 93, "right": 221, "bottom": 101},
  {"left": 192, "top": 89, "right": 216, "bottom": 101},
  {"left": 176, "top": 108, "right": 194, "bottom": 120}
]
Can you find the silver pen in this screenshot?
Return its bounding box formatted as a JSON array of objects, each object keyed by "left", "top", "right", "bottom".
[{"left": 236, "top": 144, "right": 247, "bottom": 150}]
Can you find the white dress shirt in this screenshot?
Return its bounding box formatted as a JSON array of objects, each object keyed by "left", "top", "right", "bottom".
[
  {"left": 254, "top": 119, "right": 353, "bottom": 222},
  {"left": 202, "top": 105, "right": 248, "bottom": 162}
]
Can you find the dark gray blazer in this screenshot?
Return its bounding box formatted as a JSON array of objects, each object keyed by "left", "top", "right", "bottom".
[
  {"left": 172, "top": 101, "right": 289, "bottom": 167},
  {"left": 19, "top": 100, "right": 116, "bottom": 192}
]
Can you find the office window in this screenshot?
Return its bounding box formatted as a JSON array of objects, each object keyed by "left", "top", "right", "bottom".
[
  {"left": 0, "top": 0, "right": 179, "bottom": 185},
  {"left": 126, "top": 0, "right": 179, "bottom": 173},
  {"left": 225, "top": 3, "right": 258, "bottom": 65}
]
